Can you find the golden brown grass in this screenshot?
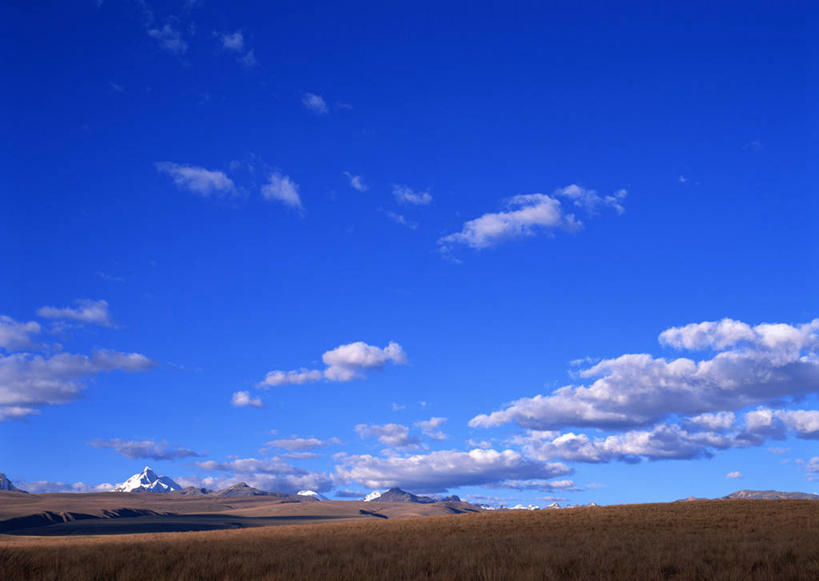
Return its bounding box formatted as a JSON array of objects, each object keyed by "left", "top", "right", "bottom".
[{"left": 3, "top": 500, "right": 819, "bottom": 580}]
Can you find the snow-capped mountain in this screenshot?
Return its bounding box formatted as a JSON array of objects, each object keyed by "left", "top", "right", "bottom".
[
  {"left": 114, "top": 466, "right": 181, "bottom": 493},
  {"left": 0, "top": 473, "right": 25, "bottom": 493},
  {"left": 297, "top": 490, "right": 328, "bottom": 501},
  {"left": 364, "top": 490, "right": 385, "bottom": 502}
]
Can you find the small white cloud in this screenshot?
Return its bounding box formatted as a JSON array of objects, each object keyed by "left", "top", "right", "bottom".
[
  {"left": 218, "top": 30, "right": 244, "bottom": 52},
  {"left": 156, "top": 162, "right": 235, "bottom": 196},
  {"left": 231, "top": 390, "right": 264, "bottom": 408},
  {"left": 265, "top": 436, "right": 341, "bottom": 451},
  {"left": 726, "top": 471, "right": 743, "bottom": 479},
  {"left": 355, "top": 423, "right": 420, "bottom": 448},
  {"left": 392, "top": 402, "right": 406, "bottom": 411},
  {"left": 302, "top": 92, "right": 328, "bottom": 115},
  {"left": 679, "top": 175, "right": 688, "bottom": 183},
  {"left": 384, "top": 211, "right": 417, "bottom": 229},
  {"left": 261, "top": 172, "right": 302, "bottom": 209},
  {"left": 148, "top": 24, "right": 188, "bottom": 54},
  {"left": 343, "top": 171, "right": 368, "bottom": 192},
  {"left": 393, "top": 185, "right": 432, "bottom": 206},
  {"left": 238, "top": 49, "right": 258, "bottom": 67},
  {"left": 415, "top": 417, "right": 447, "bottom": 441},
  {"left": 37, "top": 299, "right": 113, "bottom": 327},
  {"left": 259, "top": 368, "right": 322, "bottom": 387}
]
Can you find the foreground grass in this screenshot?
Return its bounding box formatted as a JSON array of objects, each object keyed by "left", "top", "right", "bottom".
[{"left": 2, "top": 500, "right": 819, "bottom": 580}]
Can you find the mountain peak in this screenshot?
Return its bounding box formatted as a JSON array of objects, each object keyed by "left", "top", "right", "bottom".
[
  {"left": 114, "top": 467, "right": 181, "bottom": 493},
  {"left": 0, "top": 473, "right": 26, "bottom": 493}
]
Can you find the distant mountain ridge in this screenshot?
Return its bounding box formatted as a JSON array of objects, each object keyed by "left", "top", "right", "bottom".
[
  {"left": 364, "top": 487, "right": 461, "bottom": 504},
  {"left": 0, "top": 473, "right": 26, "bottom": 493},
  {"left": 723, "top": 489, "right": 819, "bottom": 500}
]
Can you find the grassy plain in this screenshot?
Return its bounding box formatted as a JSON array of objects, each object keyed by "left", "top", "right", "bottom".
[{"left": 2, "top": 500, "right": 819, "bottom": 580}]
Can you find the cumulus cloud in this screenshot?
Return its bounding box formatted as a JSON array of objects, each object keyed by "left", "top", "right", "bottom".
[
  {"left": 259, "top": 341, "right": 407, "bottom": 387},
  {"left": 726, "top": 471, "right": 743, "bottom": 479},
  {"left": 438, "top": 184, "right": 626, "bottom": 252},
  {"left": 343, "top": 171, "right": 367, "bottom": 192},
  {"left": 36, "top": 299, "right": 113, "bottom": 327},
  {"left": 334, "top": 448, "right": 571, "bottom": 493},
  {"left": 147, "top": 24, "right": 188, "bottom": 54},
  {"left": 393, "top": 185, "right": 432, "bottom": 206},
  {"left": 155, "top": 162, "right": 235, "bottom": 196},
  {"left": 261, "top": 172, "right": 302, "bottom": 209},
  {"left": 355, "top": 423, "right": 420, "bottom": 448},
  {"left": 231, "top": 390, "right": 264, "bottom": 408},
  {"left": 89, "top": 438, "right": 201, "bottom": 460},
  {"left": 194, "top": 456, "right": 332, "bottom": 493},
  {"left": 470, "top": 318, "right": 819, "bottom": 431},
  {"left": 302, "top": 92, "right": 328, "bottom": 115},
  {"left": 0, "top": 316, "right": 41, "bottom": 351},
  {"left": 265, "top": 436, "right": 342, "bottom": 451},
  {"left": 0, "top": 349, "right": 157, "bottom": 421},
  {"left": 415, "top": 417, "right": 447, "bottom": 440}
]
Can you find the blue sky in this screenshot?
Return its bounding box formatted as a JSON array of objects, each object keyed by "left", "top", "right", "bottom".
[{"left": 1, "top": 1, "right": 817, "bottom": 506}]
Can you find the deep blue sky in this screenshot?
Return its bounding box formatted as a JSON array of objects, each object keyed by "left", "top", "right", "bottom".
[{"left": 1, "top": 1, "right": 817, "bottom": 506}]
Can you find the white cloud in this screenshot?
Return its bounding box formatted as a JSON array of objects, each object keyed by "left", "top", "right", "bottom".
[
  {"left": 261, "top": 172, "right": 302, "bottom": 209},
  {"left": 686, "top": 411, "right": 736, "bottom": 431},
  {"left": 260, "top": 341, "right": 407, "bottom": 387},
  {"left": 89, "top": 438, "right": 200, "bottom": 460},
  {"left": 258, "top": 368, "right": 322, "bottom": 387},
  {"left": 438, "top": 184, "right": 626, "bottom": 252},
  {"left": 393, "top": 185, "right": 432, "bottom": 206},
  {"left": 384, "top": 211, "right": 417, "bottom": 229},
  {"left": 231, "top": 390, "right": 264, "bottom": 408},
  {"left": 302, "top": 92, "right": 328, "bottom": 115},
  {"left": 322, "top": 341, "right": 407, "bottom": 381},
  {"left": 0, "top": 349, "right": 156, "bottom": 421},
  {"left": 194, "top": 456, "right": 332, "bottom": 493},
  {"left": 218, "top": 30, "right": 244, "bottom": 52},
  {"left": 36, "top": 299, "right": 113, "bottom": 327},
  {"left": 470, "top": 318, "right": 819, "bottom": 431},
  {"left": 659, "top": 318, "right": 757, "bottom": 351},
  {"left": 238, "top": 49, "right": 258, "bottom": 67},
  {"left": 438, "top": 193, "right": 578, "bottom": 251},
  {"left": 726, "top": 471, "right": 743, "bottom": 479},
  {"left": 147, "top": 24, "right": 188, "bottom": 54},
  {"left": 334, "top": 448, "right": 572, "bottom": 493},
  {"left": 415, "top": 417, "right": 447, "bottom": 440},
  {"left": 553, "top": 185, "right": 626, "bottom": 215},
  {"left": 343, "top": 171, "right": 367, "bottom": 192},
  {"left": 0, "top": 316, "right": 41, "bottom": 351},
  {"left": 355, "top": 423, "right": 420, "bottom": 448},
  {"left": 155, "top": 162, "right": 235, "bottom": 196},
  {"left": 17, "top": 480, "right": 116, "bottom": 493},
  {"left": 266, "top": 436, "right": 342, "bottom": 451}
]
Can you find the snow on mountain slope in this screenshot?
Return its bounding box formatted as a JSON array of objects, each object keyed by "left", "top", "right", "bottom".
[
  {"left": 114, "top": 466, "right": 181, "bottom": 493},
  {"left": 364, "top": 490, "right": 385, "bottom": 502},
  {"left": 297, "top": 490, "right": 328, "bottom": 501}
]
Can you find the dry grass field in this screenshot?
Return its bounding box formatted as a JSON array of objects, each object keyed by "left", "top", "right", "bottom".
[{"left": 2, "top": 500, "right": 819, "bottom": 580}]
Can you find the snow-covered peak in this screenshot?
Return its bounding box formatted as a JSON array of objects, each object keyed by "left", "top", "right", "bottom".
[
  {"left": 297, "top": 490, "right": 328, "bottom": 501},
  {"left": 363, "top": 490, "right": 384, "bottom": 502},
  {"left": 114, "top": 466, "right": 181, "bottom": 493},
  {"left": 510, "top": 503, "right": 540, "bottom": 510}
]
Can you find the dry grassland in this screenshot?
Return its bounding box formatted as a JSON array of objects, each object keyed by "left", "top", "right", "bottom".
[{"left": 2, "top": 500, "right": 819, "bottom": 580}]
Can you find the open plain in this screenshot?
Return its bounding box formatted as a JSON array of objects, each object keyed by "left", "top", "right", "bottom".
[{"left": 2, "top": 499, "right": 819, "bottom": 580}]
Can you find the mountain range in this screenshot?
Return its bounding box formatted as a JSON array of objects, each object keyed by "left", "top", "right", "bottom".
[
  {"left": 363, "top": 487, "right": 461, "bottom": 503},
  {"left": 0, "top": 473, "right": 26, "bottom": 493}
]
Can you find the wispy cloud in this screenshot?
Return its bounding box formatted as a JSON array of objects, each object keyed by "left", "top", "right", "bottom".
[
  {"left": 393, "top": 185, "right": 432, "bottom": 206},
  {"left": 355, "top": 423, "right": 420, "bottom": 448},
  {"left": 156, "top": 162, "right": 235, "bottom": 196},
  {"left": 37, "top": 299, "right": 113, "bottom": 327},
  {"left": 147, "top": 24, "right": 188, "bottom": 54},
  {"left": 89, "top": 438, "right": 201, "bottom": 460},
  {"left": 0, "top": 316, "right": 41, "bottom": 351},
  {"left": 302, "top": 92, "right": 329, "bottom": 115},
  {"left": 343, "top": 171, "right": 368, "bottom": 192},
  {"left": 261, "top": 172, "right": 302, "bottom": 209}
]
